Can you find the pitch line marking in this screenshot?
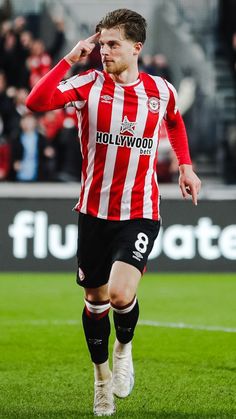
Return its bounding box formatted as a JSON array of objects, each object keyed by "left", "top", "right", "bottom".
[
  {"left": 1, "top": 319, "right": 236, "bottom": 333},
  {"left": 138, "top": 320, "right": 236, "bottom": 333}
]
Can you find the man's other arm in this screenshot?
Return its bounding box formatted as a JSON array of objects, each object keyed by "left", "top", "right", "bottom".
[{"left": 164, "top": 82, "right": 201, "bottom": 205}]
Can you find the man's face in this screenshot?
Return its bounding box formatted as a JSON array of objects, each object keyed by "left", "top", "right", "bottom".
[{"left": 99, "top": 27, "right": 141, "bottom": 74}]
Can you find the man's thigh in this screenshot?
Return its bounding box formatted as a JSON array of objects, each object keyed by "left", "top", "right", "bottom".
[
  {"left": 108, "top": 261, "right": 141, "bottom": 305},
  {"left": 112, "top": 218, "right": 160, "bottom": 275}
]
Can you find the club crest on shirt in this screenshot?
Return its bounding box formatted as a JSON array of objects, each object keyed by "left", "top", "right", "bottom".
[
  {"left": 147, "top": 97, "right": 160, "bottom": 113},
  {"left": 120, "top": 115, "right": 137, "bottom": 135}
]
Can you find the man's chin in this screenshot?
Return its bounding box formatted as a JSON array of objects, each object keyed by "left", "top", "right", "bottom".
[{"left": 103, "top": 64, "right": 115, "bottom": 74}]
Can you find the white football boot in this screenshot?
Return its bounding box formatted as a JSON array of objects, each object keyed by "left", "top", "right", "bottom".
[
  {"left": 112, "top": 339, "right": 134, "bottom": 398},
  {"left": 93, "top": 371, "right": 115, "bottom": 416}
]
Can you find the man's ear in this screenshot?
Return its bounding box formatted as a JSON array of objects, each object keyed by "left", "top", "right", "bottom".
[{"left": 133, "top": 42, "right": 143, "bottom": 56}]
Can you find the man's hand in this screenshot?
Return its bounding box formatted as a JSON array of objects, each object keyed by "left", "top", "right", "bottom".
[
  {"left": 64, "top": 33, "right": 100, "bottom": 66},
  {"left": 179, "top": 164, "right": 201, "bottom": 206}
]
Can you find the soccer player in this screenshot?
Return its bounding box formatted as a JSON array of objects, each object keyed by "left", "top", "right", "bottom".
[{"left": 26, "top": 9, "right": 201, "bottom": 416}]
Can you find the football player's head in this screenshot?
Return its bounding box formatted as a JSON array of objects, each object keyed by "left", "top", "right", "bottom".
[
  {"left": 97, "top": 9, "right": 146, "bottom": 74},
  {"left": 96, "top": 9, "right": 147, "bottom": 45}
]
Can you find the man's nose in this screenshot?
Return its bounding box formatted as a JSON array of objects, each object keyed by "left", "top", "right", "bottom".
[{"left": 101, "top": 44, "right": 110, "bottom": 54}]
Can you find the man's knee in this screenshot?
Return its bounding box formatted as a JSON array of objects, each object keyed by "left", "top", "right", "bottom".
[
  {"left": 108, "top": 261, "right": 141, "bottom": 306},
  {"left": 85, "top": 284, "right": 109, "bottom": 302},
  {"left": 108, "top": 286, "right": 134, "bottom": 307}
]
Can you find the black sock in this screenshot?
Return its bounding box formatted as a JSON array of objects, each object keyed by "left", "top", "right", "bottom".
[
  {"left": 112, "top": 298, "right": 139, "bottom": 344},
  {"left": 82, "top": 303, "right": 111, "bottom": 364}
]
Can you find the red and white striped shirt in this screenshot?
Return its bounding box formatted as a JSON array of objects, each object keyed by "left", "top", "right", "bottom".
[{"left": 26, "top": 59, "right": 191, "bottom": 221}]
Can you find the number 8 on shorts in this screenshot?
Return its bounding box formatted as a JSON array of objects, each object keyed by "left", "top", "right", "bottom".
[{"left": 135, "top": 232, "right": 149, "bottom": 254}]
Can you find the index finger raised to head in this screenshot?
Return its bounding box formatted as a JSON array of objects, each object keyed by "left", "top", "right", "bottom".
[{"left": 85, "top": 32, "right": 100, "bottom": 43}]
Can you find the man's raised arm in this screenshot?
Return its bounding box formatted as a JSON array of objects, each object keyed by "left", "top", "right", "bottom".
[{"left": 26, "top": 33, "right": 100, "bottom": 112}]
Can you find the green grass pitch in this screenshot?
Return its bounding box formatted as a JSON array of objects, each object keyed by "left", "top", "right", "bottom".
[{"left": 0, "top": 272, "right": 236, "bottom": 419}]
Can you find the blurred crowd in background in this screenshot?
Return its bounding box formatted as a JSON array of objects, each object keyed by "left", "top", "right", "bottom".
[
  {"left": 0, "top": 0, "right": 235, "bottom": 184},
  {"left": 0, "top": 9, "right": 84, "bottom": 183}
]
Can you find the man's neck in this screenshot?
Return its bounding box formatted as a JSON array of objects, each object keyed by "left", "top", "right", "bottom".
[{"left": 108, "top": 67, "right": 139, "bottom": 85}]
